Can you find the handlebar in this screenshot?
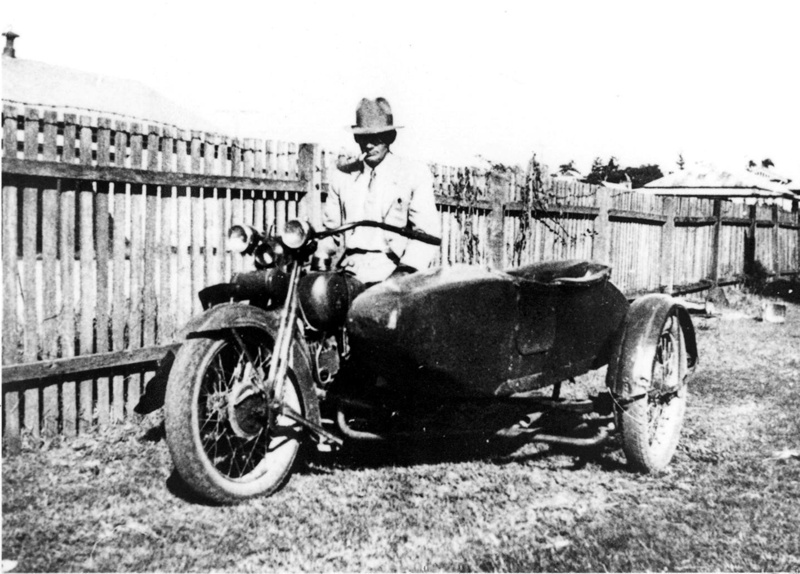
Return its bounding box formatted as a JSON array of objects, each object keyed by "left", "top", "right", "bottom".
[{"left": 315, "top": 220, "right": 441, "bottom": 246}]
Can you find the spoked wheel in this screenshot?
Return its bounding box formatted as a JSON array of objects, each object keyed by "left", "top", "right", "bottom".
[
  {"left": 165, "top": 332, "right": 304, "bottom": 503},
  {"left": 618, "top": 312, "right": 688, "bottom": 472}
]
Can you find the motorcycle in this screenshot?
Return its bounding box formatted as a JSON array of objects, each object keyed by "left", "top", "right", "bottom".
[{"left": 163, "top": 219, "right": 698, "bottom": 504}]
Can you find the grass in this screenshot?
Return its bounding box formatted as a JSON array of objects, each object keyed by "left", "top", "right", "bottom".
[{"left": 3, "top": 293, "right": 800, "bottom": 572}]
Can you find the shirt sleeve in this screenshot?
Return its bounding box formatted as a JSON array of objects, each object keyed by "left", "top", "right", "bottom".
[{"left": 399, "top": 163, "right": 441, "bottom": 271}]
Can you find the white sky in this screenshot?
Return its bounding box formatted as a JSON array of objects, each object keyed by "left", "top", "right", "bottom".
[{"left": 3, "top": 0, "right": 799, "bottom": 179}]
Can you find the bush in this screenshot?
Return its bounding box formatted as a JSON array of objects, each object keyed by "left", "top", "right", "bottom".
[{"left": 743, "top": 259, "right": 770, "bottom": 295}]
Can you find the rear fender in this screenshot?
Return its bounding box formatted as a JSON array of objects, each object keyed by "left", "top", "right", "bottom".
[
  {"left": 178, "top": 303, "right": 320, "bottom": 426},
  {"left": 606, "top": 294, "right": 698, "bottom": 397}
]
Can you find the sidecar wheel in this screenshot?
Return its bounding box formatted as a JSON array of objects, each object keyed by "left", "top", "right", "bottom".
[
  {"left": 618, "top": 312, "right": 688, "bottom": 473},
  {"left": 165, "top": 333, "right": 303, "bottom": 504}
]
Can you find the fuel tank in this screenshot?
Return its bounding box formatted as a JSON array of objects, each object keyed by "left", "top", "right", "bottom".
[{"left": 346, "top": 261, "right": 629, "bottom": 398}]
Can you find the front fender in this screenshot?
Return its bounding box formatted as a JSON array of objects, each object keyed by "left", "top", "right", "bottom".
[
  {"left": 606, "top": 294, "right": 698, "bottom": 397},
  {"left": 177, "top": 303, "right": 320, "bottom": 426}
]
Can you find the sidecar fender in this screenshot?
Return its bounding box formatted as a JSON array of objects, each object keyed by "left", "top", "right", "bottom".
[
  {"left": 177, "top": 303, "right": 320, "bottom": 426},
  {"left": 605, "top": 294, "right": 698, "bottom": 398}
]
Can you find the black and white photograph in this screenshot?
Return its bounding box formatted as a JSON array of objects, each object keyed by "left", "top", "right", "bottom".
[{"left": 2, "top": 1, "right": 799, "bottom": 571}]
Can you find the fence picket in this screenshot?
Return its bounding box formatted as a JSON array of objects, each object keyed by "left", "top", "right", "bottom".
[
  {"left": 59, "top": 185, "right": 77, "bottom": 435},
  {"left": 22, "top": 109, "right": 40, "bottom": 436},
  {"left": 2, "top": 180, "right": 20, "bottom": 450}
]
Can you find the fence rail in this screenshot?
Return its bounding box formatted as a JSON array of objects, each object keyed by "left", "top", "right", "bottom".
[{"left": 3, "top": 104, "right": 800, "bottom": 451}]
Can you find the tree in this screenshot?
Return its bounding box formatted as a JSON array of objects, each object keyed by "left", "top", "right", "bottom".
[
  {"left": 677, "top": 154, "right": 685, "bottom": 170},
  {"left": 625, "top": 164, "right": 664, "bottom": 188},
  {"left": 762, "top": 158, "right": 774, "bottom": 168},
  {"left": 585, "top": 156, "right": 625, "bottom": 185},
  {"left": 584, "top": 156, "right": 663, "bottom": 188},
  {"left": 558, "top": 160, "right": 576, "bottom": 175}
]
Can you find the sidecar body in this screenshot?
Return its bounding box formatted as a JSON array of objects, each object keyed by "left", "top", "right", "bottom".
[{"left": 346, "top": 260, "right": 630, "bottom": 398}]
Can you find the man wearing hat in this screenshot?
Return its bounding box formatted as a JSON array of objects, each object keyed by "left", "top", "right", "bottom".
[{"left": 319, "top": 97, "right": 441, "bottom": 286}]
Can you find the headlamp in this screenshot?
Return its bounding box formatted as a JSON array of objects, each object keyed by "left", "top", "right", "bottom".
[
  {"left": 227, "top": 225, "right": 258, "bottom": 254},
  {"left": 280, "top": 219, "right": 312, "bottom": 250}
]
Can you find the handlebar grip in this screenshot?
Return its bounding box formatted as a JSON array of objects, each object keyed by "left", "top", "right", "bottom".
[{"left": 405, "top": 229, "right": 442, "bottom": 246}]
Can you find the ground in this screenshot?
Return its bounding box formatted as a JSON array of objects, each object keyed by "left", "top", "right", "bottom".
[{"left": 2, "top": 293, "right": 800, "bottom": 572}]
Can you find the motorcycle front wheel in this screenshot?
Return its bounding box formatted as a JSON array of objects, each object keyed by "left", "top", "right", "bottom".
[{"left": 164, "top": 332, "right": 304, "bottom": 503}]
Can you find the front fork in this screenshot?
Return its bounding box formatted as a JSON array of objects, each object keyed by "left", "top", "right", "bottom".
[{"left": 233, "top": 259, "right": 342, "bottom": 446}]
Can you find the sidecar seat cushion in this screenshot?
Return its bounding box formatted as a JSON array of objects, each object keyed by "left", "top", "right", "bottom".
[{"left": 506, "top": 260, "right": 611, "bottom": 286}]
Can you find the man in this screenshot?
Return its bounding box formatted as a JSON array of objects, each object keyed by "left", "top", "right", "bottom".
[{"left": 320, "top": 97, "right": 441, "bottom": 286}]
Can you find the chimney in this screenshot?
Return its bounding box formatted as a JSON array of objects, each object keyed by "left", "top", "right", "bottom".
[{"left": 3, "top": 30, "right": 19, "bottom": 58}]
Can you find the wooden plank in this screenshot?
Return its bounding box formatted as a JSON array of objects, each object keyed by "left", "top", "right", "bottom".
[
  {"left": 243, "top": 138, "right": 254, "bottom": 177},
  {"left": 3, "top": 343, "right": 182, "bottom": 384},
  {"left": 2, "top": 182, "right": 21, "bottom": 452},
  {"left": 59, "top": 185, "right": 77, "bottom": 436},
  {"left": 2, "top": 158, "right": 307, "bottom": 193},
  {"left": 266, "top": 140, "right": 277, "bottom": 179},
  {"left": 3, "top": 104, "right": 19, "bottom": 159},
  {"left": 78, "top": 116, "right": 96, "bottom": 431},
  {"left": 111, "top": 179, "right": 127, "bottom": 422},
  {"left": 593, "top": 187, "right": 611, "bottom": 265},
  {"left": 709, "top": 200, "right": 722, "bottom": 284},
  {"left": 608, "top": 208, "right": 668, "bottom": 224},
  {"left": 176, "top": 190, "right": 192, "bottom": 327},
  {"left": 41, "top": 185, "right": 60, "bottom": 433},
  {"left": 22, "top": 110, "right": 41, "bottom": 437},
  {"left": 254, "top": 139, "right": 266, "bottom": 179},
  {"left": 143, "top": 185, "right": 158, "bottom": 351},
  {"left": 487, "top": 171, "right": 505, "bottom": 270},
  {"left": 126, "top": 124, "right": 145, "bottom": 416},
  {"left": 203, "top": 134, "right": 218, "bottom": 287},
  {"left": 191, "top": 186, "right": 205, "bottom": 316},
  {"left": 128, "top": 189, "right": 144, "bottom": 414},
  {"left": 95, "top": 119, "right": 111, "bottom": 427},
  {"left": 63, "top": 114, "right": 77, "bottom": 163},
  {"left": 24, "top": 107, "right": 39, "bottom": 161},
  {"left": 191, "top": 133, "right": 205, "bottom": 317},
  {"left": 160, "top": 127, "right": 176, "bottom": 343},
  {"left": 772, "top": 205, "right": 781, "bottom": 275},
  {"left": 111, "top": 122, "right": 128, "bottom": 422},
  {"left": 287, "top": 142, "right": 297, "bottom": 180},
  {"left": 231, "top": 138, "right": 242, "bottom": 177},
  {"left": 299, "top": 143, "right": 321, "bottom": 226}
]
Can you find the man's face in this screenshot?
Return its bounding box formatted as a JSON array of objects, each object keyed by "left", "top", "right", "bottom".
[{"left": 355, "top": 133, "right": 390, "bottom": 168}]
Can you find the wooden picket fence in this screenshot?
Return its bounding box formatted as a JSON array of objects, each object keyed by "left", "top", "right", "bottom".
[{"left": 2, "top": 104, "right": 800, "bottom": 451}]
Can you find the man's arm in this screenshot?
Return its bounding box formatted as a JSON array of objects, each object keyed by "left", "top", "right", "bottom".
[{"left": 399, "top": 164, "right": 441, "bottom": 271}]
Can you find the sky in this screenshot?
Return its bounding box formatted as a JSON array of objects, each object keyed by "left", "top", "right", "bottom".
[{"left": 3, "top": 0, "right": 799, "bottom": 180}]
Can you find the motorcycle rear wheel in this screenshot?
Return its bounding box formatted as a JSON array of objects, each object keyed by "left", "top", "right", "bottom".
[
  {"left": 618, "top": 312, "right": 688, "bottom": 473},
  {"left": 165, "top": 333, "right": 303, "bottom": 503}
]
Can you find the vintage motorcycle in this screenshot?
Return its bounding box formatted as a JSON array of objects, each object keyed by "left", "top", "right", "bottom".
[{"left": 163, "top": 219, "right": 698, "bottom": 504}]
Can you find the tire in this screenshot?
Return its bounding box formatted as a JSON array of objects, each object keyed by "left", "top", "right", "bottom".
[
  {"left": 164, "top": 332, "right": 304, "bottom": 503},
  {"left": 618, "top": 311, "right": 688, "bottom": 473}
]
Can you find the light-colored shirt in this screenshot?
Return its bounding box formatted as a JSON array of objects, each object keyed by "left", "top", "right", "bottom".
[{"left": 322, "top": 152, "right": 441, "bottom": 284}]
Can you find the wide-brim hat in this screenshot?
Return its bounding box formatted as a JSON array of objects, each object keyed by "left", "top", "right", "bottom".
[{"left": 351, "top": 97, "right": 403, "bottom": 134}]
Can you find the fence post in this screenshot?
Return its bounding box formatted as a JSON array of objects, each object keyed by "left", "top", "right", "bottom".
[
  {"left": 772, "top": 204, "right": 780, "bottom": 276},
  {"left": 487, "top": 170, "right": 506, "bottom": 270},
  {"left": 660, "top": 196, "right": 675, "bottom": 293},
  {"left": 592, "top": 187, "right": 611, "bottom": 266},
  {"left": 298, "top": 143, "right": 321, "bottom": 227},
  {"left": 710, "top": 199, "right": 722, "bottom": 284},
  {"left": 745, "top": 203, "right": 757, "bottom": 274}
]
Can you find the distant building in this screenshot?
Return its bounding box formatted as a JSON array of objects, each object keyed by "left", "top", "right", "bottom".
[
  {"left": 643, "top": 163, "right": 797, "bottom": 209},
  {"left": 2, "top": 32, "right": 217, "bottom": 133}
]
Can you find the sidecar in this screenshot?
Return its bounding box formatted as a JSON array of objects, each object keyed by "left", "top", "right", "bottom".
[
  {"left": 348, "top": 260, "right": 630, "bottom": 398},
  {"left": 346, "top": 259, "right": 698, "bottom": 472}
]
